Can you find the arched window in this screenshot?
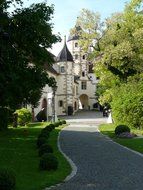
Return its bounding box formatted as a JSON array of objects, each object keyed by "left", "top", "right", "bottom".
[
  {"left": 75, "top": 54, "right": 78, "bottom": 60},
  {"left": 82, "top": 55, "right": 86, "bottom": 60},
  {"left": 82, "top": 71, "right": 85, "bottom": 77},
  {"left": 60, "top": 66, "right": 65, "bottom": 73},
  {"left": 75, "top": 42, "right": 78, "bottom": 47},
  {"left": 59, "top": 100, "right": 63, "bottom": 107}
]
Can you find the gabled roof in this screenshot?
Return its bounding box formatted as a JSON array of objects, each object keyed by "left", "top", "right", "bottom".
[{"left": 57, "top": 38, "right": 73, "bottom": 62}]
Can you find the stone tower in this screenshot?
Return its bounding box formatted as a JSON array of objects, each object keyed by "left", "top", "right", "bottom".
[
  {"left": 67, "top": 34, "right": 98, "bottom": 110},
  {"left": 56, "top": 38, "right": 77, "bottom": 115}
]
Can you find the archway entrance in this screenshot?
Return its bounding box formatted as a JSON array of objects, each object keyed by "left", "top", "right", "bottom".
[
  {"left": 79, "top": 94, "right": 89, "bottom": 110},
  {"left": 41, "top": 98, "right": 47, "bottom": 115}
]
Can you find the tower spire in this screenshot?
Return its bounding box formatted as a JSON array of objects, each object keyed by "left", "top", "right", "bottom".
[{"left": 64, "top": 35, "right": 66, "bottom": 44}]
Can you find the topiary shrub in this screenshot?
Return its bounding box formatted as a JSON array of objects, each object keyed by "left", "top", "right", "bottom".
[
  {"left": 0, "top": 168, "right": 16, "bottom": 190},
  {"left": 115, "top": 125, "right": 130, "bottom": 135},
  {"left": 15, "top": 108, "right": 32, "bottom": 126},
  {"left": 45, "top": 123, "right": 55, "bottom": 131},
  {"left": 62, "top": 120, "right": 66, "bottom": 124},
  {"left": 38, "top": 132, "right": 49, "bottom": 139},
  {"left": 41, "top": 128, "right": 51, "bottom": 135},
  {"left": 36, "top": 109, "right": 47, "bottom": 122},
  {"left": 37, "top": 136, "right": 48, "bottom": 148},
  {"left": 39, "top": 153, "right": 58, "bottom": 170},
  {"left": 54, "top": 122, "right": 60, "bottom": 128},
  {"left": 38, "top": 143, "right": 53, "bottom": 157}
]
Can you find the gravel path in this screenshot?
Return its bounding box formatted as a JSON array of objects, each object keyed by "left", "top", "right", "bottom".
[{"left": 51, "top": 111, "right": 143, "bottom": 190}]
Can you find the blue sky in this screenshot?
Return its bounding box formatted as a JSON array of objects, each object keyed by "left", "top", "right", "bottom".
[{"left": 23, "top": 0, "right": 131, "bottom": 55}]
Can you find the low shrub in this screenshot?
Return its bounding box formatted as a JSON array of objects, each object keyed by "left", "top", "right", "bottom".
[
  {"left": 54, "top": 122, "right": 60, "bottom": 128},
  {"left": 115, "top": 125, "right": 130, "bottom": 135},
  {"left": 62, "top": 120, "right": 66, "bottom": 124},
  {"left": 38, "top": 132, "right": 49, "bottom": 139},
  {"left": 37, "top": 137, "right": 48, "bottom": 148},
  {"left": 38, "top": 143, "right": 53, "bottom": 157},
  {"left": 15, "top": 108, "right": 32, "bottom": 126},
  {"left": 39, "top": 153, "right": 58, "bottom": 170},
  {"left": 0, "top": 168, "right": 16, "bottom": 190},
  {"left": 45, "top": 124, "right": 55, "bottom": 132},
  {"left": 41, "top": 128, "right": 51, "bottom": 135}
]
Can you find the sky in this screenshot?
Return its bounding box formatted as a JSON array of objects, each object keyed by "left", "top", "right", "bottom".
[{"left": 22, "top": 0, "right": 131, "bottom": 55}]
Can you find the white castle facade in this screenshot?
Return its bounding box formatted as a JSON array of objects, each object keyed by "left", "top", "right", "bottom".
[{"left": 33, "top": 35, "right": 99, "bottom": 120}]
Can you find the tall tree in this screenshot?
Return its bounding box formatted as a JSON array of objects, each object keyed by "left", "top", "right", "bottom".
[
  {"left": 70, "top": 8, "right": 102, "bottom": 53},
  {"left": 0, "top": 0, "right": 60, "bottom": 129}
]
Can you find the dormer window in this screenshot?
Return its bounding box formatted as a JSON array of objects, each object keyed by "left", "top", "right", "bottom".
[
  {"left": 75, "top": 43, "right": 78, "bottom": 47},
  {"left": 60, "top": 66, "right": 65, "bottom": 73}
]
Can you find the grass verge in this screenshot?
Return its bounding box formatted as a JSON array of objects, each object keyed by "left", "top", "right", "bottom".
[
  {"left": 0, "top": 123, "right": 71, "bottom": 190},
  {"left": 99, "top": 124, "right": 143, "bottom": 154}
]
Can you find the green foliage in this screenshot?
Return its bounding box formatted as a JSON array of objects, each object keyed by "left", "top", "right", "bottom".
[
  {"left": 0, "top": 0, "right": 60, "bottom": 129},
  {"left": 39, "top": 153, "right": 58, "bottom": 170},
  {"left": 38, "top": 131, "right": 50, "bottom": 139},
  {"left": 115, "top": 125, "right": 130, "bottom": 135},
  {"left": 0, "top": 108, "right": 9, "bottom": 130},
  {"left": 111, "top": 76, "right": 143, "bottom": 128},
  {"left": 62, "top": 120, "right": 66, "bottom": 124},
  {"left": 0, "top": 168, "right": 16, "bottom": 190},
  {"left": 15, "top": 108, "right": 32, "bottom": 126},
  {"left": 37, "top": 136, "right": 48, "bottom": 148},
  {"left": 45, "top": 124, "right": 55, "bottom": 131},
  {"left": 38, "top": 143, "right": 53, "bottom": 157}
]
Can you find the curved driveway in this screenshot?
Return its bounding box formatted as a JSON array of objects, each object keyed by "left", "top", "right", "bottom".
[{"left": 51, "top": 111, "right": 143, "bottom": 190}]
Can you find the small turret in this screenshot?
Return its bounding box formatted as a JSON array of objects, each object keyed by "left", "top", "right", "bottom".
[{"left": 57, "top": 36, "right": 73, "bottom": 62}]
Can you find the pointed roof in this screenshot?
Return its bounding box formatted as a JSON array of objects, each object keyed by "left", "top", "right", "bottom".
[{"left": 57, "top": 36, "right": 73, "bottom": 62}]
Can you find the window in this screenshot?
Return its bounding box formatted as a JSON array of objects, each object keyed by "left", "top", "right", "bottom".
[
  {"left": 82, "top": 55, "right": 86, "bottom": 60},
  {"left": 81, "top": 81, "right": 87, "bottom": 90},
  {"left": 60, "top": 66, "right": 65, "bottom": 73},
  {"left": 75, "top": 54, "right": 78, "bottom": 60},
  {"left": 59, "top": 100, "right": 63, "bottom": 107},
  {"left": 82, "top": 71, "right": 85, "bottom": 77},
  {"left": 75, "top": 42, "right": 78, "bottom": 47}
]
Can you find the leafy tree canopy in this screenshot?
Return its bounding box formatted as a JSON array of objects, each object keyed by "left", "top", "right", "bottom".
[{"left": 0, "top": 0, "right": 60, "bottom": 110}]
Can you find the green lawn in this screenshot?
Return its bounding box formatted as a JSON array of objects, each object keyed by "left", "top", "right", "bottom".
[
  {"left": 99, "top": 124, "right": 143, "bottom": 154},
  {"left": 0, "top": 123, "right": 71, "bottom": 190}
]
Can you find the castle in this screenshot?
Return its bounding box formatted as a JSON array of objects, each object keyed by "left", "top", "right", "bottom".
[{"left": 34, "top": 34, "right": 99, "bottom": 119}]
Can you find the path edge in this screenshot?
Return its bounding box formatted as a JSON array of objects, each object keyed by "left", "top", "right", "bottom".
[{"left": 58, "top": 126, "right": 77, "bottom": 182}]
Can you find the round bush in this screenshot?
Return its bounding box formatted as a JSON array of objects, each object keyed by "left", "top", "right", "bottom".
[
  {"left": 37, "top": 137, "right": 47, "bottom": 148},
  {"left": 115, "top": 125, "right": 130, "bottom": 135},
  {"left": 41, "top": 128, "right": 50, "bottom": 136},
  {"left": 15, "top": 108, "right": 32, "bottom": 126},
  {"left": 45, "top": 124, "right": 55, "bottom": 132},
  {"left": 0, "top": 168, "right": 16, "bottom": 190},
  {"left": 38, "top": 143, "right": 53, "bottom": 157},
  {"left": 54, "top": 122, "right": 60, "bottom": 127},
  {"left": 62, "top": 120, "right": 66, "bottom": 124},
  {"left": 39, "top": 153, "right": 58, "bottom": 170},
  {"left": 38, "top": 132, "right": 49, "bottom": 139}
]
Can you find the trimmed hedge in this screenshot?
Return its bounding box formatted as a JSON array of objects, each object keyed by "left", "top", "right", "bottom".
[
  {"left": 37, "top": 137, "right": 48, "bottom": 148},
  {"left": 38, "top": 143, "right": 53, "bottom": 157},
  {"left": 39, "top": 153, "right": 58, "bottom": 170},
  {"left": 115, "top": 125, "right": 130, "bottom": 135}
]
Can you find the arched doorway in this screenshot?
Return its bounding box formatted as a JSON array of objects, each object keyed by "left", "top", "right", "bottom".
[
  {"left": 41, "top": 98, "right": 47, "bottom": 115},
  {"left": 79, "top": 94, "right": 89, "bottom": 110}
]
